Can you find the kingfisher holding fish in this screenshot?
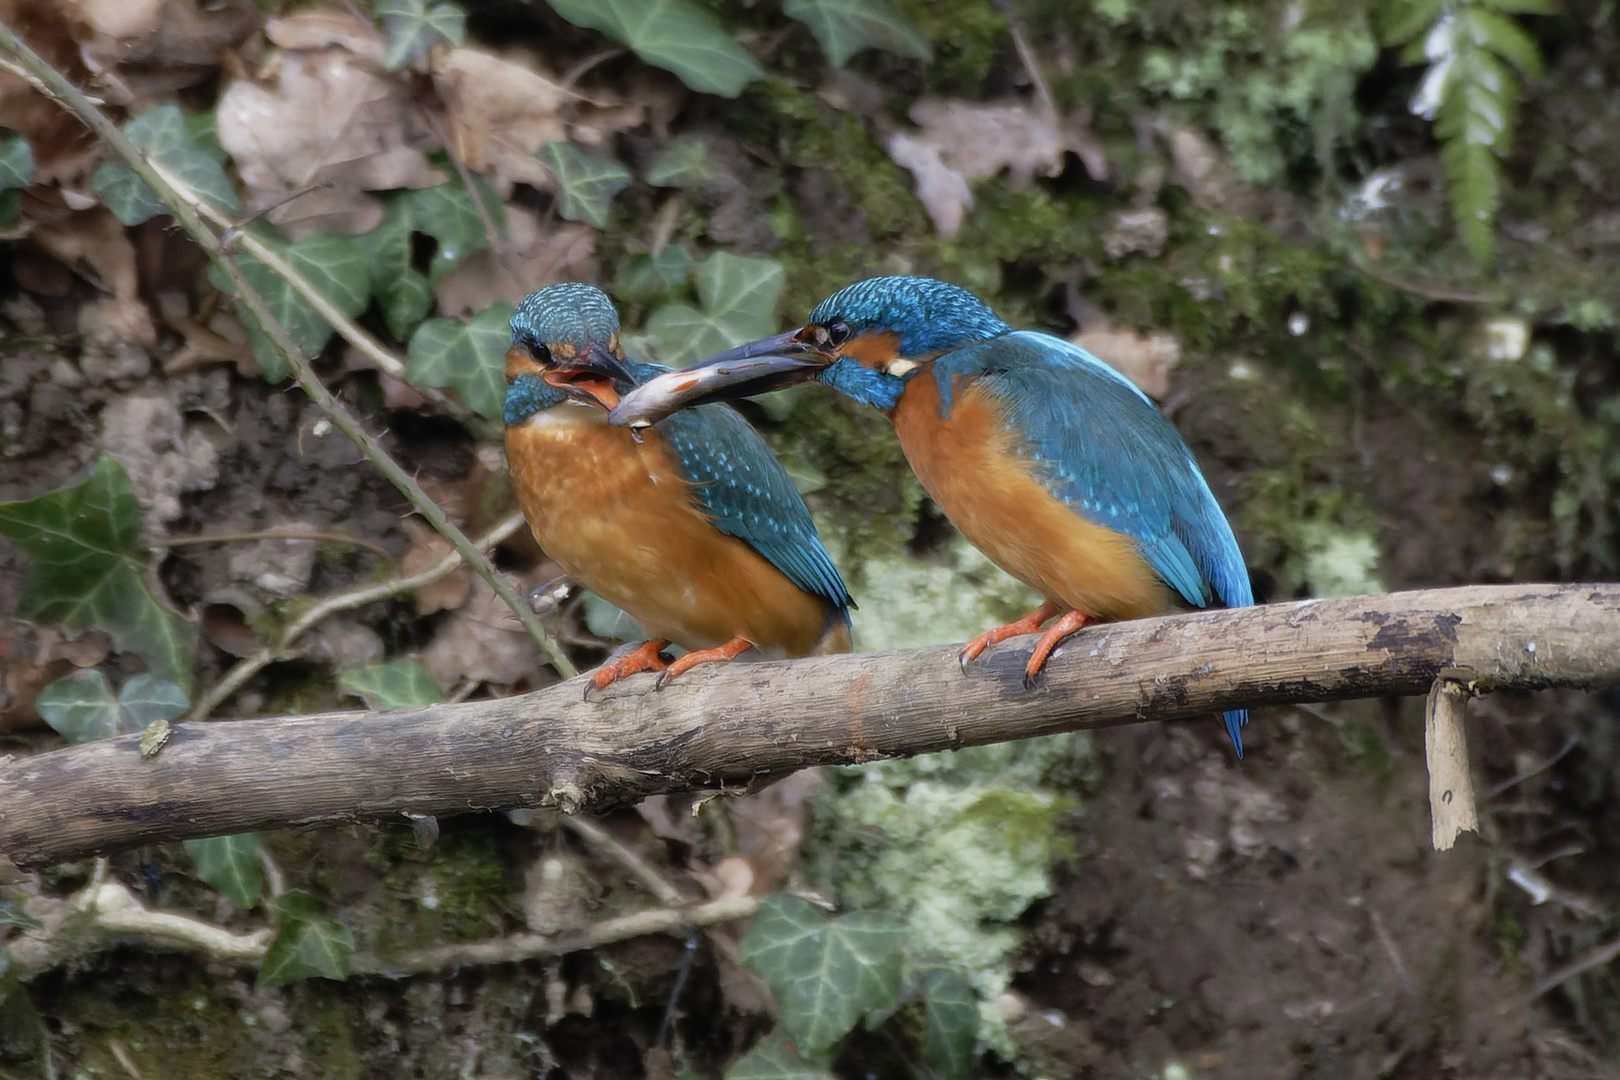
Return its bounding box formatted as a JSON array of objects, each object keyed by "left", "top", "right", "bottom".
[{"left": 608, "top": 275, "right": 1254, "bottom": 754}]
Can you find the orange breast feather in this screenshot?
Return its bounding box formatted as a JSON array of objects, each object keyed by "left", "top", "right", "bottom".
[
  {"left": 505, "top": 406, "right": 837, "bottom": 655},
  {"left": 892, "top": 373, "right": 1175, "bottom": 621}
]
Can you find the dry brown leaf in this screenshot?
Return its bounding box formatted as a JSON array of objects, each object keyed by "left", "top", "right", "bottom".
[
  {"left": 887, "top": 99, "right": 1109, "bottom": 237},
  {"left": 30, "top": 206, "right": 155, "bottom": 350},
  {"left": 1071, "top": 322, "right": 1181, "bottom": 400},
  {"left": 419, "top": 574, "right": 541, "bottom": 690},
  {"left": 1101, "top": 206, "right": 1169, "bottom": 260},
  {"left": 216, "top": 44, "right": 444, "bottom": 232},
  {"left": 432, "top": 47, "right": 575, "bottom": 195},
  {"left": 0, "top": 620, "right": 109, "bottom": 732},
  {"left": 265, "top": 10, "right": 385, "bottom": 64},
  {"left": 400, "top": 516, "right": 470, "bottom": 616},
  {"left": 432, "top": 203, "right": 596, "bottom": 316},
  {"left": 67, "top": 0, "right": 161, "bottom": 42},
  {"left": 729, "top": 770, "right": 822, "bottom": 894}
]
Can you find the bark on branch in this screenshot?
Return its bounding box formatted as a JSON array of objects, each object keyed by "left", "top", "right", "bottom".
[{"left": 3, "top": 584, "right": 1616, "bottom": 870}]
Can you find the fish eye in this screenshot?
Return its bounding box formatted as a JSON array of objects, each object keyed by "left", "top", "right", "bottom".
[{"left": 824, "top": 319, "right": 851, "bottom": 346}]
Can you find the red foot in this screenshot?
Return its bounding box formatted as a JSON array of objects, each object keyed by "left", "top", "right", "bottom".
[
  {"left": 590, "top": 638, "right": 672, "bottom": 692},
  {"left": 656, "top": 635, "right": 755, "bottom": 687},
  {"left": 1023, "top": 610, "right": 1093, "bottom": 687},
  {"left": 958, "top": 600, "right": 1062, "bottom": 669}
]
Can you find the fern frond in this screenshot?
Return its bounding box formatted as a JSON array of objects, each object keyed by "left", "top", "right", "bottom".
[{"left": 1440, "top": 131, "right": 1500, "bottom": 264}]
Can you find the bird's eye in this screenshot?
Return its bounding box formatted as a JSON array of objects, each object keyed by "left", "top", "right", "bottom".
[
  {"left": 529, "top": 341, "right": 553, "bottom": 365},
  {"left": 824, "top": 319, "right": 851, "bottom": 346}
]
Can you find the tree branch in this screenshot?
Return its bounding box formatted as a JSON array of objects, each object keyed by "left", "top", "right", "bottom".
[{"left": 2, "top": 585, "right": 1615, "bottom": 869}]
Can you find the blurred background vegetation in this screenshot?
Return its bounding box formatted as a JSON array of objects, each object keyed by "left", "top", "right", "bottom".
[{"left": 2, "top": 0, "right": 1620, "bottom": 1076}]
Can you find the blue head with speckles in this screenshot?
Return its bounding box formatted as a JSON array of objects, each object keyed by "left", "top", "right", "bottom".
[
  {"left": 801, "top": 277, "right": 1010, "bottom": 411},
  {"left": 505, "top": 283, "right": 635, "bottom": 424}
]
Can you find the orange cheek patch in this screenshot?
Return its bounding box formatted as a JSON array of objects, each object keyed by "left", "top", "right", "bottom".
[
  {"left": 506, "top": 346, "right": 544, "bottom": 382},
  {"left": 839, "top": 330, "right": 903, "bottom": 371}
]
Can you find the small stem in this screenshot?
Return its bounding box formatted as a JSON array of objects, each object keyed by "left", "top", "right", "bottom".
[
  {"left": 156, "top": 527, "right": 394, "bottom": 563},
  {"left": 0, "top": 21, "right": 575, "bottom": 682},
  {"left": 189, "top": 511, "right": 530, "bottom": 720}
]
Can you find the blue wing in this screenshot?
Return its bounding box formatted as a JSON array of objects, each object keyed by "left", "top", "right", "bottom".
[
  {"left": 931, "top": 334, "right": 1252, "bottom": 753},
  {"left": 633, "top": 364, "right": 853, "bottom": 613}
]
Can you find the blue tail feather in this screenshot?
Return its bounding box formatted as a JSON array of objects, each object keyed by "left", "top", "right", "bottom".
[{"left": 1223, "top": 709, "right": 1247, "bottom": 758}]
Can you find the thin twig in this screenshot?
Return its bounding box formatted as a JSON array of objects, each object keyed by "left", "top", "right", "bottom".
[
  {"left": 1529, "top": 934, "right": 1620, "bottom": 1000},
  {"left": 155, "top": 527, "right": 394, "bottom": 563},
  {"left": 561, "top": 816, "right": 689, "bottom": 906},
  {"left": 188, "top": 510, "right": 528, "bottom": 720},
  {"left": 351, "top": 894, "right": 760, "bottom": 977},
  {"left": 0, "top": 25, "right": 577, "bottom": 682},
  {"left": 990, "top": 0, "right": 1057, "bottom": 121},
  {"left": 1486, "top": 733, "right": 1580, "bottom": 799}
]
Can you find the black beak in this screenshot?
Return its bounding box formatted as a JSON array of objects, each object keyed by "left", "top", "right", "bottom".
[
  {"left": 607, "top": 331, "right": 830, "bottom": 431},
  {"left": 545, "top": 341, "right": 639, "bottom": 411}
]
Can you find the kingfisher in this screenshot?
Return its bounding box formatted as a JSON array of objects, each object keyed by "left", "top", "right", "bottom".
[
  {"left": 503, "top": 283, "right": 852, "bottom": 691},
  {"left": 608, "top": 276, "right": 1254, "bottom": 755}
]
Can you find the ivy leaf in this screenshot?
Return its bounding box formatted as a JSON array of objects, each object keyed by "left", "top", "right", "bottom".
[
  {"left": 34, "top": 670, "right": 125, "bottom": 743},
  {"left": 644, "top": 138, "right": 714, "bottom": 189},
  {"left": 406, "top": 302, "right": 515, "bottom": 419},
  {"left": 0, "top": 134, "right": 33, "bottom": 189},
  {"left": 544, "top": 0, "right": 763, "bottom": 98},
  {"left": 0, "top": 458, "right": 195, "bottom": 688},
  {"left": 117, "top": 673, "right": 189, "bottom": 725},
  {"left": 209, "top": 232, "right": 370, "bottom": 381},
  {"left": 91, "top": 160, "right": 166, "bottom": 226},
  {"left": 359, "top": 180, "right": 495, "bottom": 342},
  {"left": 537, "top": 142, "right": 632, "bottom": 228},
  {"left": 92, "top": 104, "right": 239, "bottom": 226},
  {"left": 339, "top": 657, "right": 442, "bottom": 709},
  {"left": 257, "top": 890, "right": 354, "bottom": 986},
  {"left": 783, "top": 0, "right": 932, "bottom": 66},
  {"left": 374, "top": 0, "right": 466, "bottom": 71},
  {"left": 614, "top": 242, "right": 697, "bottom": 302},
  {"left": 739, "top": 894, "right": 905, "bottom": 1056},
  {"left": 918, "top": 968, "right": 978, "bottom": 1079},
  {"left": 183, "top": 834, "right": 263, "bottom": 909},
  {"left": 725, "top": 1039, "right": 836, "bottom": 1080},
  {"left": 644, "top": 252, "right": 784, "bottom": 365}
]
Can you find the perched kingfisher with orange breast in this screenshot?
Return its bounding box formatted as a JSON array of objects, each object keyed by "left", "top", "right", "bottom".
[
  {"left": 503, "top": 283, "right": 852, "bottom": 691},
  {"left": 609, "top": 276, "right": 1254, "bottom": 754}
]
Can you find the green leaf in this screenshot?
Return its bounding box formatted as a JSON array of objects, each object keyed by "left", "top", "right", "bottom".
[
  {"left": 644, "top": 138, "right": 714, "bottom": 188},
  {"left": 544, "top": 0, "right": 763, "bottom": 97},
  {"left": 615, "top": 242, "right": 697, "bottom": 302},
  {"left": 35, "top": 670, "right": 124, "bottom": 743},
  {"left": 406, "top": 302, "right": 515, "bottom": 419},
  {"left": 118, "top": 673, "right": 189, "bottom": 725},
  {"left": 359, "top": 182, "right": 494, "bottom": 341},
  {"left": 258, "top": 890, "right": 354, "bottom": 986},
  {"left": 0, "top": 187, "right": 17, "bottom": 229},
  {"left": 725, "top": 1040, "right": 836, "bottom": 1080},
  {"left": 1440, "top": 132, "right": 1499, "bottom": 265},
  {"left": 537, "top": 141, "right": 632, "bottom": 228},
  {"left": 644, "top": 252, "right": 784, "bottom": 365},
  {"left": 92, "top": 161, "right": 167, "bottom": 226},
  {"left": 918, "top": 968, "right": 978, "bottom": 1079},
  {"left": 95, "top": 104, "right": 241, "bottom": 225},
  {"left": 209, "top": 231, "right": 368, "bottom": 380},
  {"left": 1482, "top": 0, "right": 1552, "bottom": 12},
  {"left": 739, "top": 894, "right": 905, "bottom": 1056},
  {"left": 0, "top": 458, "right": 195, "bottom": 688},
  {"left": 374, "top": 0, "right": 466, "bottom": 70},
  {"left": 400, "top": 181, "right": 494, "bottom": 284},
  {"left": 1466, "top": 7, "right": 1544, "bottom": 77},
  {"left": 1378, "top": 0, "right": 1446, "bottom": 44},
  {"left": 339, "top": 657, "right": 442, "bottom": 709},
  {"left": 783, "top": 0, "right": 931, "bottom": 66},
  {"left": 183, "top": 833, "right": 263, "bottom": 909},
  {"left": 0, "top": 135, "right": 33, "bottom": 189}
]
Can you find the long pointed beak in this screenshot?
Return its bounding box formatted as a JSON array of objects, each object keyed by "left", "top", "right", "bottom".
[
  {"left": 607, "top": 332, "right": 829, "bottom": 430},
  {"left": 544, "top": 341, "right": 638, "bottom": 411}
]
